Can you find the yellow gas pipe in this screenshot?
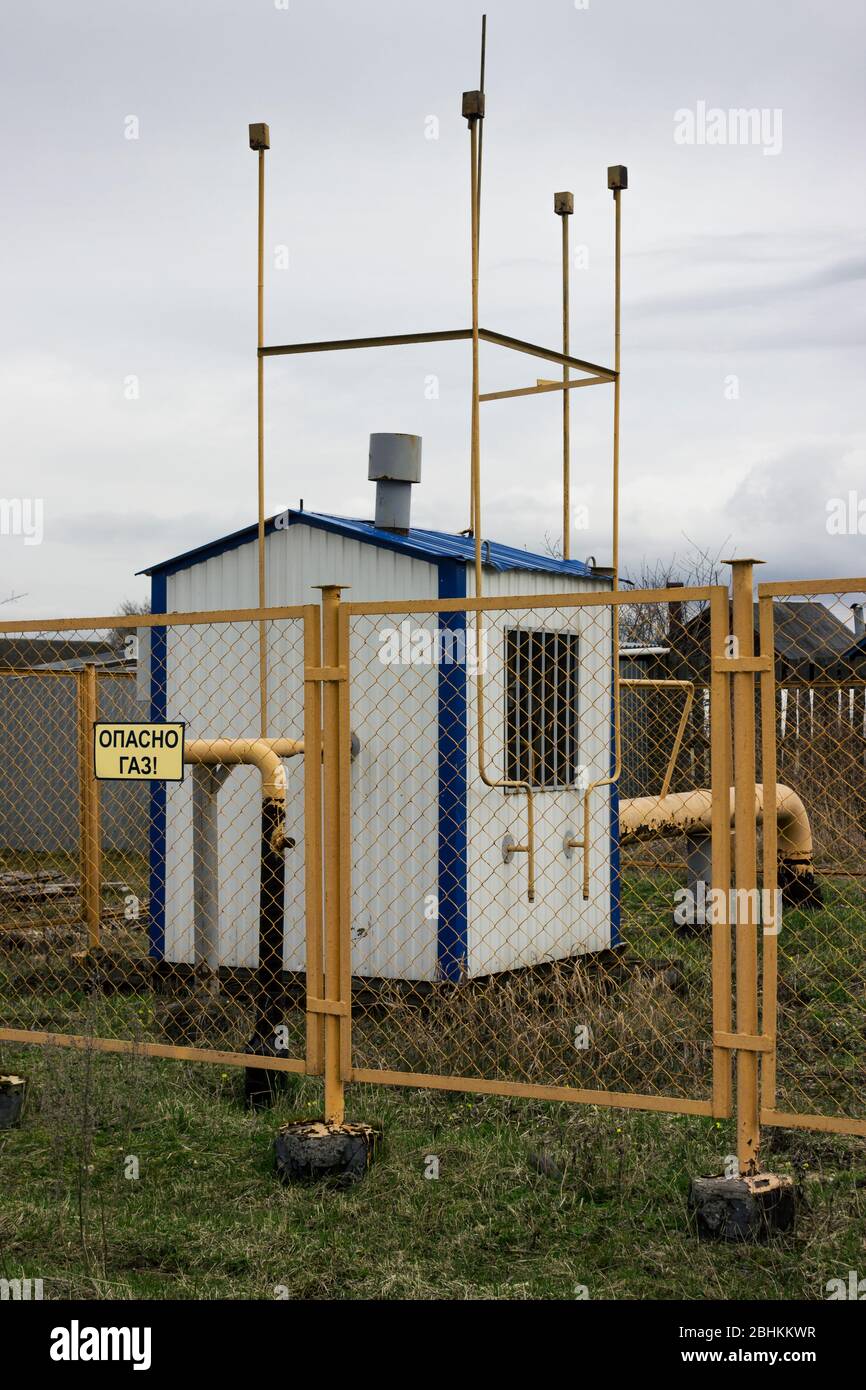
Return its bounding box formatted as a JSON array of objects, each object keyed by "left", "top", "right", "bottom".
[{"left": 618, "top": 783, "right": 814, "bottom": 883}]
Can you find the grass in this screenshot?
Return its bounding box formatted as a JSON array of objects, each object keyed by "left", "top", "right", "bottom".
[
  {"left": 1, "top": 866, "right": 863, "bottom": 1116},
  {"left": 1, "top": 1046, "right": 865, "bottom": 1300},
  {"left": 1, "top": 860, "right": 863, "bottom": 1299}
]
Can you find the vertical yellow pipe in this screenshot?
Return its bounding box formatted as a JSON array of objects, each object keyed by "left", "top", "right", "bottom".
[
  {"left": 320, "top": 585, "right": 344, "bottom": 1125},
  {"left": 468, "top": 106, "right": 484, "bottom": 789},
  {"left": 581, "top": 176, "right": 624, "bottom": 899},
  {"left": 556, "top": 194, "right": 572, "bottom": 560},
  {"left": 469, "top": 117, "right": 480, "bottom": 544},
  {"left": 730, "top": 558, "right": 762, "bottom": 1173},
  {"left": 467, "top": 17, "right": 486, "bottom": 536},
  {"left": 465, "top": 88, "right": 535, "bottom": 900},
  {"left": 468, "top": 114, "right": 489, "bottom": 829},
  {"left": 611, "top": 182, "right": 622, "bottom": 833},
  {"left": 612, "top": 187, "right": 621, "bottom": 587},
  {"left": 250, "top": 129, "right": 269, "bottom": 738},
  {"left": 476, "top": 13, "right": 487, "bottom": 268}
]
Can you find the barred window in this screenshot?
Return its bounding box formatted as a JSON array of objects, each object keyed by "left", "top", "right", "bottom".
[{"left": 504, "top": 629, "right": 579, "bottom": 788}]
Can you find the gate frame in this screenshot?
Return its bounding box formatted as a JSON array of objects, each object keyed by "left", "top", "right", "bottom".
[{"left": 329, "top": 581, "right": 733, "bottom": 1125}]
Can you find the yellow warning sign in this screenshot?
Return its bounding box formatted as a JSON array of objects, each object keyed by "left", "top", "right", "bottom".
[{"left": 94, "top": 722, "right": 185, "bottom": 781}]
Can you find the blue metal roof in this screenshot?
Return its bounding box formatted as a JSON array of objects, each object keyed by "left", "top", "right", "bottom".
[{"left": 139, "top": 509, "right": 597, "bottom": 579}]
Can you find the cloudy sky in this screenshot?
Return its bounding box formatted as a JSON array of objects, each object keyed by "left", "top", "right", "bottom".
[{"left": 1, "top": 0, "right": 864, "bottom": 619}]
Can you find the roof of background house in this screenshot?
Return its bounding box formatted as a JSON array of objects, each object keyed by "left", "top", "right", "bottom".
[
  {"left": 772, "top": 601, "right": 855, "bottom": 662},
  {"left": 681, "top": 600, "right": 855, "bottom": 664},
  {"left": 139, "top": 509, "right": 598, "bottom": 580},
  {"left": 0, "top": 638, "right": 114, "bottom": 670}
]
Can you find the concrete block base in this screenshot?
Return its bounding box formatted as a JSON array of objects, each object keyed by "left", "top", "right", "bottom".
[
  {"left": 688, "top": 1171, "right": 797, "bottom": 1241},
  {"left": 275, "top": 1120, "right": 380, "bottom": 1186},
  {"left": 0, "top": 1075, "right": 26, "bottom": 1130}
]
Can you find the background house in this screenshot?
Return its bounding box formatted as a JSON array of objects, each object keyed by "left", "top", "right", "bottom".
[{"left": 0, "top": 638, "right": 146, "bottom": 858}]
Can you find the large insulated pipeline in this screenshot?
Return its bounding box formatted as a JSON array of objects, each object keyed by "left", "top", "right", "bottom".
[
  {"left": 619, "top": 783, "right": 816, "bottom": 887},
  {"left": 184, "top": 737, "right": 303, "bottom": 1046}
]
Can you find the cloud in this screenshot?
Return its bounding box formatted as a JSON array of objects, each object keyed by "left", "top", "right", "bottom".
[{"left": 1, "top": 0, "right": 864, "bottom": 614}]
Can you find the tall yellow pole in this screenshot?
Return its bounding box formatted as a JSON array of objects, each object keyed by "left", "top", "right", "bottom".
[
  {"left": 462, "top": 80, "right": 535, "bottom": 899},
  {"left": 464, "top": 94, "right": 483, "bottom": 539},
  {"left": 729, "top": 557, "right": 763, "bottom": 1173},
  {"left": 250, "top": 123, "right": 270, "bottom": 737},
  {"left": 610, "top": 173, "right": 624, "bottom": 586},
  {"left": 612, "top": 180, "right": 622, "bottom": 834},
  {"left": 579, "top": 169, "right": 626, "bottom": 899},
  {"left": 476, "top": 13, "right": 486, "bottom": 267},
  {"left": 554, "top": 192, "right": 573, "bottom": 559}
]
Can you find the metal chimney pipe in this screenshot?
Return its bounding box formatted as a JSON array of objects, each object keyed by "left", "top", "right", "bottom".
[
  {"left": 369, "top": 433, "right": 422, "bottom": 533},
  {"left": 667, "top": 580, "right": 684, "bottom": 638},
  {"left": 851, "top": 603, "right": 865, "bottom": 639}
]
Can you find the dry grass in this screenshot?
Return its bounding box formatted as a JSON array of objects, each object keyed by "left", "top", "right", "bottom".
[{"left": 1, "top": 1047, "right": 864, "bottom": 1301}]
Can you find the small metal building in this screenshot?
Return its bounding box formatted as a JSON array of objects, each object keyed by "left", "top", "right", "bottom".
[{"left": 140, "top": 506, "right": 617, "bottom": 981}]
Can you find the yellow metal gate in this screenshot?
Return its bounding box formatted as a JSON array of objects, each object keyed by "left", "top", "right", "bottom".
[{"left": 336, "top": 583, "right": 734, "bottom": 1124}]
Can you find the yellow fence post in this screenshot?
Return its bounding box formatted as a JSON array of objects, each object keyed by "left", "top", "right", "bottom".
[
  {"left": 77, "top": 663, "right": 102, "bottom": 950},
  {"left": 758, "top": 593, "right": 779, "bottom": 1112},
  {"left": 303, "top": 604, "right": 325, "bottom": 1075},
  {"left": 337, "top": 597, "right": 353, "bottom": 1086},
  {"left": 709, "top": 587, "right": 733, "bottom": 1118},
  {"left": 318, "top": 584, "right": 347, "bottom": 1126},
  {"left": 728, "top": 558, "right": 762, "bottom": 1174}
]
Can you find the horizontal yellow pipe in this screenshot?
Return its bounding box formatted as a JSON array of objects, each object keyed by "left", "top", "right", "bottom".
[
  {"left": 619, "top": 783, "right": 813, "bottom": 869},
  {"left": 184, "top": 736, "right": 303, "bottom": 801}
]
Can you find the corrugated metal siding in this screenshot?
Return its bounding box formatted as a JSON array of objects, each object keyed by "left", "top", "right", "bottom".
[
  {"left": 466, "top": 569, "right": 604, "bottom": 602},
  {"left": 161, "top": 620, "right": 304, "bottom": 970},
  {"left": 464, "top": 571, "right": 613, "bottom": 972},
  {"left": 0, "top": 675, "right": 148, "bottom": 855},
  {"left": 159, "top": 524, "right": 613, "bottom": 978},
  {"left": 163, "top": 524, "right": 437, "bottom": 970},
  {"left": 348, "top": 612, "right": 440, "bottom": 980},
  {"left": 168, "top": 525, "right": 437, "bottom": 612}
]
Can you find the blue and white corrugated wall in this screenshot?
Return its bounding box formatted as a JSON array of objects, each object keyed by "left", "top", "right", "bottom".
[{"left": 144, "top": 513, "right": 618, "bottom": 977}]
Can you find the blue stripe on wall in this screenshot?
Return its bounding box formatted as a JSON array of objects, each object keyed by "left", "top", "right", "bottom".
[
  {"left": 437, "top": 561, "right": 468, "bottom": 981},
  {"left": 148, "top": 573, "right": 167, "bottom": 960}
]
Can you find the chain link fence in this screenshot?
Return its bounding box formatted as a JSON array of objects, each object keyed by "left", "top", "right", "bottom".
[
  {"left": 344, "top": 589, "right": 725, "bottom": 1112},
  {"left": 758, "top": 581, "right": 866, "bottom": 1131},
  {"left": 0, "top": 611, "right": 310, "bottom": 1073},
  {"left": 2, "top": 584, "right": 864, "bottom": 1145}
]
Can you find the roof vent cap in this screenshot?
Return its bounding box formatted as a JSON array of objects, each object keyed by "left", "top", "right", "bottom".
[{"left": 368, "top": 433, "right": 422, "bottom": 533}]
